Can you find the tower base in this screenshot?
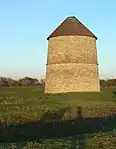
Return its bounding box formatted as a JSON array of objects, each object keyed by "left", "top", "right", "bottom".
[{"left": 45, "top": 63, "right": 100, "bottom": 93}]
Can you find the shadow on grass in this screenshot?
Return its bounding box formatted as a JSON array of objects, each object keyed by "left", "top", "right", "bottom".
[{"left": 0, "top": 106, "right": 116, "bottom": 149}]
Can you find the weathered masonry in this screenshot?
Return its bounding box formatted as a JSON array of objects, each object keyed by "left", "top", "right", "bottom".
[{"left": 45, "top": 16, "right": 100, "bottom": 93}]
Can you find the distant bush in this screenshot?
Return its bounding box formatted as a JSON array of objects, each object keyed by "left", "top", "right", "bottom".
[
  {"left": 0, "top": 77, "right": 44, "bottom": 87},
  {"left": 100, "top": 80, "right": 107, "bottom": 90},
  {"left": 40, "top": 79, "right": 45, "bottom": 87},
  {"left": 100, "top": 78, "right": 116, "bottom": 90}
]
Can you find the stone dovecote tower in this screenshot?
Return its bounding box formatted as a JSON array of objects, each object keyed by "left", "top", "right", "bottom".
[{"left": 45, "top": 16, "right": 100, "bottom": 93}]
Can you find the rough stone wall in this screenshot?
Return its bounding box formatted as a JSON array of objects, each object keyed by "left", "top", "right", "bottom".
[
  {"left": 45, "top": 35, "right": 100, "bottom": 93},
  {"left": 47, "top": 36, "right": 98, "bottom": 65}
]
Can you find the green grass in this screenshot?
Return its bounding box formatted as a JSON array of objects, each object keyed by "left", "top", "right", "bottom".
[{"left": 0, "top": 86, "right": 116, "bottom": 148}]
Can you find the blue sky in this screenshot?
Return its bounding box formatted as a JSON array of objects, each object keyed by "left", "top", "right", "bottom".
[{"left": 0, "top": 0, "right": 116, "bottom": 79}]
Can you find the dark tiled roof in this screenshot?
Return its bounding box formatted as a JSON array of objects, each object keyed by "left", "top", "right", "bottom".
[{"left": 47, "top": 16, "right": 97, "bottom": 40}]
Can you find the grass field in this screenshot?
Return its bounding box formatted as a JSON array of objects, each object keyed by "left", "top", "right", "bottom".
[{"left": 0, "top": 86, "right": 116, "bottom": 148}]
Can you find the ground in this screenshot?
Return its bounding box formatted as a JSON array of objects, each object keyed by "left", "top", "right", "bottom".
[{"left": 0, "top": 86, "right": 116, "bottom": 149}]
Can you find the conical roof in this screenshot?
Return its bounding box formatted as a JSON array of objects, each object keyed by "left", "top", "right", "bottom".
[{"left": 47, "top": 16, "right": 97, "bottom": 40}]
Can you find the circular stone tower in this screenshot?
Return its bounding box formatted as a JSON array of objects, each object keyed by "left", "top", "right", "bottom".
[{"left": 45, "top": 16, "right": 100, "bottom": 93}]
